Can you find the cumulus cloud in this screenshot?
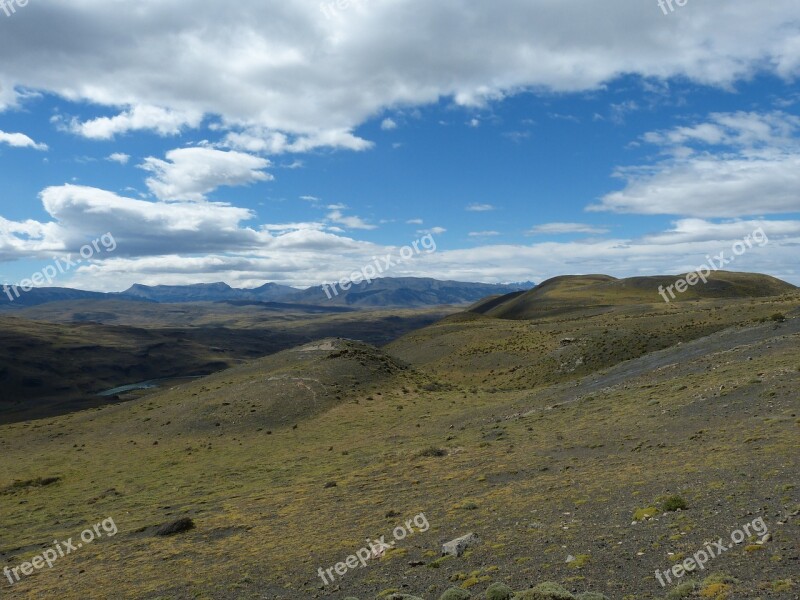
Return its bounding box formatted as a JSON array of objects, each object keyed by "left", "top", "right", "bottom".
[
  {"left": 2, "top": 2, "right": 800, "bottom": 289},
  {"left": 0, "top": 130, "right": 47, "bottom": 150},
  {"left": 106, "top": 152, "right": 130, "bottom": 164},
  {"left": 0, "top": 184, "right": 374, "bottom": 264},
  {"left": 640, "top": 218, "right": 800, "bottom": 244},
  {"left": 38, "top": 184, "right": 264, "bottom": 255},
  {"left": 0, "top": 215, "right": 61, "bottom": 260},
  {"left": 326, "top": 208, "right": 377, "bottom": 230},
  {"left": 141, "top": 147, "right": 273, "bottom": 202},
  {"left": 418, "top": 227, "right": 447, "bottom": 235},
  {"left": 592, "top": 111, "right": 800, "bottom": 217},
  {"left": 64, "top": 106, "right": 203, "bottom": 140},
  {"left": 3, "top": 182, "right": 800, "bottom": 289},
  {"left": 642, "top": 111, "right": 800, "bottom": 152},
  {"left": 220, "top": 127, "right": 372, "bottom": 154},
  {"left": 0, "top": 1, "right": 798, "bottom": 150}
]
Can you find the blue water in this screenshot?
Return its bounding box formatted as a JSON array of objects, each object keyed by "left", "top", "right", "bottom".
[
  {"left": 97, "top": 376, "right": 202, "bottom": 397},
  {"left": 97, "top": 381, "right": 159, "bottom": 396}
]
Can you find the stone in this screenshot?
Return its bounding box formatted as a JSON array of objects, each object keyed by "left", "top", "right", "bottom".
[{"left": 442, "top": 533, "right": 480, "bottom": 557}]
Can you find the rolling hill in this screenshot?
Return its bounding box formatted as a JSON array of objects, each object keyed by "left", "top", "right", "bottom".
[
  {"left": 471, "top": 272, "right": 797, "bottom": 320},
  {"left": 0, "top": 273, "right": 797, "bottom": 600}
]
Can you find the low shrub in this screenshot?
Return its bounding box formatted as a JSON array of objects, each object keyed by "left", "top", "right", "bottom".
[
  {"left": 439, "top": 588, "right": 471, "bottom": 600},
  {"left": 486, "top": 582, "right": 514, "bottom": 600},
  {"left": 661, "top": 495, "right": 689, "bottom": 512}
]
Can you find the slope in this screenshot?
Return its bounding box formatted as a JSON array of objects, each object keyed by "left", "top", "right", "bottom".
[
  {"left": 0, "top": 308, "right": 797, "bottom": 600},
  {"left": 388, "top": 275, "right": 799, "bottom": 391},
  {"left": 476, "top": 272, "right": 796, "bottom": 320}
]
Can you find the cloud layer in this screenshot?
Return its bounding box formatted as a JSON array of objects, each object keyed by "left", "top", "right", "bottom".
[
  {"left": 2, "top": 184, "right": 799, "bottom": 289},
  {"left": 1, "top": 0, "right": 798, "bottom": 145},
  {"left": 1, "top": 2, "right": 799, "bottom": 289}
]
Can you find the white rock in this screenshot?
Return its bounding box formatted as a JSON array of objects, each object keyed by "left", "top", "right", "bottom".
[{"left": 442, "top": 533, "right": 480, "bottom": 557}]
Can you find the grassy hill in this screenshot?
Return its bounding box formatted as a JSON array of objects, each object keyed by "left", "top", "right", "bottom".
[
  {"left": 122, "top": 338, "right": 413, "bottom": 435},
  {"left": 0, "top": 275, "right": 798, "bottom": 600},
  {"left": 474, "top": 272, "right": 797, "bottom": 321}
]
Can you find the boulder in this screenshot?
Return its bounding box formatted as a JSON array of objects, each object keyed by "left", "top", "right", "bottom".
[{"left": 441, "top": 533, "right": 480, "bottom": 557}]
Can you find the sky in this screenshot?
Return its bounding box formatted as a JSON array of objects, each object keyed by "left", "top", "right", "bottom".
[{"left": 0, "top": 0, "right": 799, "bottom": 291}]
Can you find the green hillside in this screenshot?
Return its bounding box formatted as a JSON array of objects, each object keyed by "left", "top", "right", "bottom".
[
  {"left": 475, "top": 272, "right": 796, "bottom": 321},
  {"left": 0, "top": 277, "right": 798, "bottom": 600}
]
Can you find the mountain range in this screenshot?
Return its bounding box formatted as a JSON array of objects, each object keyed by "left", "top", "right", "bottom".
[{"left": 0, "top": 278, "right": 534, "bottom": 309}]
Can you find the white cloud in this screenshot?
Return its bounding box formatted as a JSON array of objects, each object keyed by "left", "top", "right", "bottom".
[
  {"left": 469, "top": 231, "right": 500, "bottom": 237},
  {"left": 418, "top": 227, "right": 447, "bottom": 235},
  {"left": 286, "top": 129, "right": 373, "bottom": 153},
  {"left": 2, "top": 0, "right": 796, "bottom": 150},
  {"left": 466, "top": 203, "right": 496, "bottom": 212},
  {"left": 381, "top": 118, "right": 397, "bottom": 130},
  {"left": 595, "top": 154, "right": 800, "bottom": 217},
  {"left": 107, "top": 152, "right": 130, "bottom": 164},
  {"left": 642, "top": 111, "right": 800, "bottom": 151},
  {"left": 221, "top": 127, "right": 372, "bottom": 154},
  {"left": 640, "top": 218, "right": 800, "bottom": 244},
  {"left": 0, "top": 130, "right": 47, "bottom": 150},
  {"left": 0, "top": 184, "right": 371, "bottom": 266},
  {"left": 593, "top": 111, "right": 800, "bottom": 217},
  {"left": 3, "top": 184, "right": 800, "bottom": 289},
  {"left": 221, "top": 130, "right": 290, "bottom": 154},
  {"left": 141, "top": 147, "right": 273, "bottom": 202},
  {"left": 527, "top": 222, "right": 610, "bottom": 235},
  {"left": 326, "top": 209, "right": 377, "bottom": 230},
  {"left": 406, "top": 218, "right": 424, "bottom": 225},
  {"left": 38, "top": 184, "right": 263, "bottom": 255},
  {"left": 64, "top": 106, "right": 202, "bottom": 140}
]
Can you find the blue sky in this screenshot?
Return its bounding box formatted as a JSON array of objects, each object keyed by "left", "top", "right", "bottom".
[{"left": 1, "top": 0, "right": 799, "bottom": 290}]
